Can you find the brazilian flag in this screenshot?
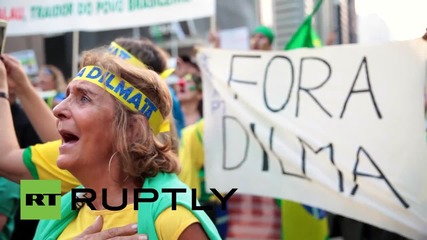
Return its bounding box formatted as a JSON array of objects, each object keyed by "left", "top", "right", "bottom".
[
  {"left": 285, "top": 0, "right": 323, "bottom": 50},
  {"left": 280, "top": 201, "right": 329, "bottom": 240},
  {"left": 281, "top": 0, "right": 329, "bottom": 240}
]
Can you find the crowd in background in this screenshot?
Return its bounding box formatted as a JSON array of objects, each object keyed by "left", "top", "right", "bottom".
[{"left": 0, "top": 25, "right": 425, "bottom": 240}]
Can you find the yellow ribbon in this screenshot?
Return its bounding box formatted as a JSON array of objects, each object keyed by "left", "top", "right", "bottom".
[
  {"left": 160, "top": 68, "right": 175, "bottom": 79},
  {"left": 108, "top": 41, "right": 175, "bottom": 81},
  {"left": 108, "top": 42, "right": 147, "bottom": 69},
  {"left": 73, "top": 65, "right": 169, "bottom": 134}
]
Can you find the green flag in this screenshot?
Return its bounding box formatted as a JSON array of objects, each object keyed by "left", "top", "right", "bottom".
[{"left": 285, "top": 0, "right": 324, "bottom": 50}]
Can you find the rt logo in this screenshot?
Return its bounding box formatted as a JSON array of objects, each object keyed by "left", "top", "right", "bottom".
[{"left": 20, "top": 180, "right": 61, "bottom": 220}]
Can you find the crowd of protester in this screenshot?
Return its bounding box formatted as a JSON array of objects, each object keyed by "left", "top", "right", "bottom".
[{"left": 0, "top": 25, "right": 425, "bottom": 240}]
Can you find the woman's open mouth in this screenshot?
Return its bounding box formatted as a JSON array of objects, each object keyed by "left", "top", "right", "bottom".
[{"left": 59, "top": 130, "right": 80, "bottom": 145}]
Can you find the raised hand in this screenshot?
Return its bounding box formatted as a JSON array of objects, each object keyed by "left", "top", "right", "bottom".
[{"left": 1, "top": 54, "right": 33, "bottom": 96}]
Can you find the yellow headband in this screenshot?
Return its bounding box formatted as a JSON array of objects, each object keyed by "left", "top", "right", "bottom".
[
  {"left": 108, "top": 42, "right": 147, "bottom": 69},
  {"left": 160, "top": 68, "right": 175, "bottom": 79},
  {"left": 108, "top": 41, "right": 175, "bottom": 80},
  {"left": 73, "top": 65, "right": 169, "bottom": 134}
]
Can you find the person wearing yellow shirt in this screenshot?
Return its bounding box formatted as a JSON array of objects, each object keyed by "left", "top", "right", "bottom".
[
  {"left": 0, "top": 42, "right": 220, "bottom": 238},
  {"left": 178, "top": 119, "right": 229, "bottom": 238}
]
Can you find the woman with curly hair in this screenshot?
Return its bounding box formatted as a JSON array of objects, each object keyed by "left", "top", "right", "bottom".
[{"left": 0, "top": 49, "right": 220, "bottom": 239}]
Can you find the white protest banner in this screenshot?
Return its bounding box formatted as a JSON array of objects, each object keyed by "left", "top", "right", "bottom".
[
  {"left": 197, "top": 39, "right": 427, "bottom": 240},
  {"left": 0, "top": 0, "right": 215, "bottom": 36}
]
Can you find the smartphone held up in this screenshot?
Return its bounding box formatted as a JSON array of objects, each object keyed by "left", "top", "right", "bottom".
[{"left": 0, "top": 19, "right": 7, "bottom": 54}]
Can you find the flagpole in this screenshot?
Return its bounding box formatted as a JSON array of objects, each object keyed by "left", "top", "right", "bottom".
[
  {"left": 171, "top": 22, "right": 178, "bottom": 58},
  {"left": 210, "top": 15, "right": 216, "bottom": 32},
  {"left": 72, "top": 30, "right": 79, "bottom": 77},
  {"left": 209, "top": 15, "right": 217, "bottom": 48}
]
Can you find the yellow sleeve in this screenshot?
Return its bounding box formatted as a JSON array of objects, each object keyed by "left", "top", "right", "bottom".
[
  {"left": 193, "top": 120, "right": 204, "bottom": 169},
  {"left": 154, "top": 205, "right": 199, "bottom": 240},
  {"left": 178, "top": 120, "right": 205, "bottom": 198},
  {"left": 23, "top": 140, "right": 80, "bottom": 194}
]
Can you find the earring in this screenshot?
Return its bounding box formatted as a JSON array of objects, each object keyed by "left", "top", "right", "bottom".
[
  {"left": 108, "top": 151, "right": 118, "bottom": 175},
  {"left": 108, "top": 151, "right": 129, "bottom": 184}
]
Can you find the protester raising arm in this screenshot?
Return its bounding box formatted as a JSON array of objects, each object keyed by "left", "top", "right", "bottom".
[
  {"left": 0, "top": 58, "right": 146, "bottom": 240},
  {"left": 30, "top": 49, "right": 219, "bottom": 240},
  {"left": 0, "top": 38, "right": 184, "bottom": 193},
  {"left": 2, "top": 54, "right": 60, "bottom": 142},
  {"left": 0, "top": 57, "right": 32, "bottom": 182}
]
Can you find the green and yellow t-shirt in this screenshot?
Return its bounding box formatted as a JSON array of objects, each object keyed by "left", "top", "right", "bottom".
[
  {"left": 59, "top": 205, "right": 198, "bottom": 240},
  {"left": 22, "top": 140, "right": 79, "bottom": 194},
  {"left": 22, "top": 140, "right": 201, "bottom": 239},
  {"left": 178, "top": 119, "right": 216, "bottom": 202}
]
